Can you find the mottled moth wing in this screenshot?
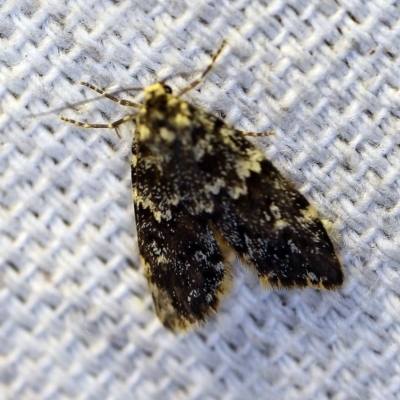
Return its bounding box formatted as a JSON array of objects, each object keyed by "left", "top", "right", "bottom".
[
  {"left": 132, "top": 84, "right": 343, "bottom": 331},
  {"left": 131, "top": 86, "right": 233, "bottom": 331},
  {"left": 207, "top": 125, "right": 343, "bottom": 290}
]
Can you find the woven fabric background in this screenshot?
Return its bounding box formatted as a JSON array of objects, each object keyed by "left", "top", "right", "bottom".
[{"left": 1, "top": 0, "right": 400, "bottom": 399}]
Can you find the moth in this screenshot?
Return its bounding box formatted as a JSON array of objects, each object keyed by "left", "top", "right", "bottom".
[{"left": 61, "top": 41, "right": 343, "bottom": 331}]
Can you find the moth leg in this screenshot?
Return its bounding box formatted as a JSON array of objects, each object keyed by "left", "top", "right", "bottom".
[
  {"left": 242, "top": 131, "right": 275, "bottom": 137},
  {"left": 60, "top": 113, "right": 138, "bottom": 139},
  {"left": 178, "top": 39, "right": 227, "bottom": 97},
  {"left": 78, "top": 81, "right": 141, "bottom": 108},
  {"left": 60, "top": 113, "right": 137, "bottom": 129}
]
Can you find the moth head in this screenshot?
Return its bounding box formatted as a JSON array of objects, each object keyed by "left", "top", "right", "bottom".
[{"left": 144, "top": 82, "right": 173, "bottom": 101}]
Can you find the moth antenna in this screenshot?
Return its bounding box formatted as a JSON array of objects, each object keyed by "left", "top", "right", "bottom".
[
  {"left": 29, "top": 87, "right": 143, "bottom": 118},
  {"left": 178, "top": 39, "right": 227, "bottom": 97},
  {"left": 78, "top": 81, "right": 142, "bottom": 108}
]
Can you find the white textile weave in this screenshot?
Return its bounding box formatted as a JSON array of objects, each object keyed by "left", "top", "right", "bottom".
[{"left": 1, "top": 0, "right": 400, "bottom": 399}]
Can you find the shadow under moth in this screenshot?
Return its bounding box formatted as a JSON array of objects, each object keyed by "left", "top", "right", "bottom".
[{"left": 61, "top": 40, "right": 343, "bottom": 331}]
